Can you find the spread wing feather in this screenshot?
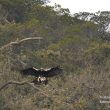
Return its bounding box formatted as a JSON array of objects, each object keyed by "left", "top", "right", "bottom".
[
  {"left": 42, "top": 66, "right": 62, "bottom": 77},
  {"left": 21, "top": 67, "right": 42, "bottom": 77},
  {"left": 21, "top": 66, "right": 62, "bottom": 77}
]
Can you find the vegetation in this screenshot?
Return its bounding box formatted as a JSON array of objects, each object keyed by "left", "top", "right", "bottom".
[{"left": 0, "top": 0, "right": 110, "bottom": 110}]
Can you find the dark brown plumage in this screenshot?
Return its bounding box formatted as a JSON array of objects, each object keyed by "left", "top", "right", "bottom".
[
  {"left": 21, "top": 66, "right": 62, "bottom": 77},
  {"left": 21, "top": 66, "right": 62, "bottom": 84}
]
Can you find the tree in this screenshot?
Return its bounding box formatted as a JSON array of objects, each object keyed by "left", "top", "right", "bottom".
[{"left": 0, "top": 0, "right": 49, "bottom": 22}]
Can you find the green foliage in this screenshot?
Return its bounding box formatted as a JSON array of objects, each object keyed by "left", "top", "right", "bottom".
[
  {"left": 0, "top": 1, "right": 110, "bottom": 110},
  {"left": 48, "top": 35, "right": 83, "bottom": 50},
  {"left": 0, "top": 0, "right": 49, "bottom": 22}
]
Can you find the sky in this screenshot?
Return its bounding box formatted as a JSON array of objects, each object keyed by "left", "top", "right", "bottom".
[{"left": 48, "top": 0, "right": 110, "bottom": 14}]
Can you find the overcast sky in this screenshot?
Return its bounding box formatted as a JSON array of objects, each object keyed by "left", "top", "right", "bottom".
[{"left": 48, "top": 0, "right": 110, "bottom": 14}]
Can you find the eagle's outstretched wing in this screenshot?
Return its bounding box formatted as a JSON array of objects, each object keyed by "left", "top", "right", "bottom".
[
  {"left": 21, "top": 67, "right": 42, "bottom": 77},
  {"left": 21, "top": 66, "right": 62, "bottom": 77},
  {"left": 41, "top": 66, "right": 62, "bottom": 77}
]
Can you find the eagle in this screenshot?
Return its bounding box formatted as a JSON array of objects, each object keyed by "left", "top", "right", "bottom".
[{"left": 21, "top": 66, "right": 62, "bottom": 84}]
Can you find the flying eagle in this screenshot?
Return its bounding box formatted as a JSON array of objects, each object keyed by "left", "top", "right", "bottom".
[{"left": 21, "top": 66, "right": 62, "bottom": 84}]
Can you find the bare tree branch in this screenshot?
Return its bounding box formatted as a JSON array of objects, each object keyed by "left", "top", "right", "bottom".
[
  {"left": 0, "top": 81, "right": 70, "bottom": 105},
  {"left": 0, "top": 37, "right": 42, "bottom": 51},
  {"left": 0, "top": 81, "right": 48, "bottom": 97}
]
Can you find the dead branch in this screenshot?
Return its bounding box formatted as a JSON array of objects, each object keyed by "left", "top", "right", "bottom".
[
  {"left": 0, "top": 81, "right": 68, "bottom": 104},
  {"left": 0, "top": 37, "right": 42, "bottom": 51},
  {"left": 0, "top": 81, "right": 48, "bottom": 97}
]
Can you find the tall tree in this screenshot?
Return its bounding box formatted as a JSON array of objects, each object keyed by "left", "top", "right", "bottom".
[{"left": 0, "top": 0, "right": 49, "bottom": 22}]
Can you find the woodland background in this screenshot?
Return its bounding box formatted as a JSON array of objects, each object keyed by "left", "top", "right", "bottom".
[{"left": 0, "top": 0, "right": 110, "bottom": 110}]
